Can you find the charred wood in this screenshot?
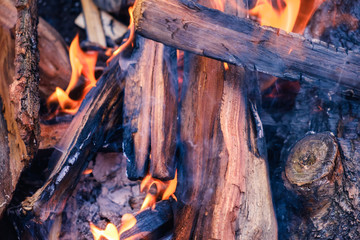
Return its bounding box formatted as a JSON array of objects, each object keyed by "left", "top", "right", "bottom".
[
  {"left": 133, "top": 0, "right": 360, "bottom": 91},
  {"left": 21, "top": 54, "right": 125, "bottom": 223},
  {"left": 123, "top": 36, "right": 178, "bottom": 180}
]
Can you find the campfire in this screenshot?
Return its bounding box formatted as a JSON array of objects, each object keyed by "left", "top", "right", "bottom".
[{"left": 0, "top": 0, "right": 359, "bottom": 239}]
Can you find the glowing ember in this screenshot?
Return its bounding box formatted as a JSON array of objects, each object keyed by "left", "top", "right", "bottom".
[
  {"left": 47, "top": 34, "right": 98, "bottom": 115},
  {"left": 83, "top": 168, "right": 93, "bottom": 175}
]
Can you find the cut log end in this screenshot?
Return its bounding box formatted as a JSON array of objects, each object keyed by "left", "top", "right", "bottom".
[{"left": 284, "top": 132, "right": 343, "bottom": 212}]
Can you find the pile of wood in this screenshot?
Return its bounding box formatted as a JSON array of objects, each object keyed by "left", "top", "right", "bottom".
[{"left": 0, "top": 0, "right": 360, "bottom": 239}]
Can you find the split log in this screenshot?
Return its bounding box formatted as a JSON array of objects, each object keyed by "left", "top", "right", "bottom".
[
  {"left": 123, "top": 36, "right": 178, "bottom": 180},
  {"left": 80, "top": 0, "right": 107, "bottom": 46},
  {"left": 0, "top": 26, "right": 27, "bottom": 217},
  {"left": 173, "top": 0, "right": 277, "bottom": 239},
  {"left": 10, "top": 0, "right": 40, "bottom": 160},
  {"left": 39, "top": 121, "right": 70, "bottom": 150},
  {"left": 20, "top": 54, "right": 125, "bottom": 222},
  {"left": 120, "top": 201, "right": 173, "bottom": 240},
  {"left": 133, "top": 0, "right": 360, "bottom": 91}
]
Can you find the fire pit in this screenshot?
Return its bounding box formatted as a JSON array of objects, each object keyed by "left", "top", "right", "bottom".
[{"left": 0, "top": 0, "right": 359, "bottom": 239}]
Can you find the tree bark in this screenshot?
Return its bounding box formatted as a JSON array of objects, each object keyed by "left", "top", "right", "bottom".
[
  {"left": 133, "top": 0, "right": 360, "bottom": 92},
  {"left": 10, "top": 0, "right": 40, "bottom": 161}
]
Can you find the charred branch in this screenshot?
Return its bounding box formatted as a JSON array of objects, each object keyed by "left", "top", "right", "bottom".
[
  {"left": 133, "top": 0, "right": 360, "bottom": 91},
  {"left": 21, "top": 55, "right": 125, "bottom": 223}
]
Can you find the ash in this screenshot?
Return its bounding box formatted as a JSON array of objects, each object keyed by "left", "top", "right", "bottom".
[{"left": 58, "top": 152, "right": 145, "bottom": 240}]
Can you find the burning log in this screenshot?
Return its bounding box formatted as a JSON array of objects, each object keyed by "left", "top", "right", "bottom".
[
  {"left": 133, "top": 0, "right": 360, "bottom": 91},
  {"left": 123, "top": 36, "right": 178, "bottom": 180},
  {"left": 173, "top": 1, "right": 277, "bottom": 239},
  {"left": 10, "top": 0, "right": 40, "bottom": 160},
  {"left": 21, "top": 55, "right": 125, "bottom": 222}
]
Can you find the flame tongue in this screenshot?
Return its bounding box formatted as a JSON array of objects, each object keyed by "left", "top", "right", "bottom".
[
  {"left": 249, "top": 0, "right": 325, "bottom": 33},
  {"left": 47, "top": 34, "right": 98, "bottom": 115}
]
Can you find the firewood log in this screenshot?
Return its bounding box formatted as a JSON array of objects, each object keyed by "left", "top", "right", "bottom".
[
  {"left": 173, "top": 1, "right": 277, "bottom": 239},
  {"left": 0, "top": 26, "right": 27, "bottom": 217},
  {"left": 133, "top": 0, "right": 360, "bottom": 92},
  {"left": 123, "top": 36, "right": 178, "bottom": 180}
]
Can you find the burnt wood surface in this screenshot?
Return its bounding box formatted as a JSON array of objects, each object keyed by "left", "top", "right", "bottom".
[
  {"left": 261, "top": 75, "right": 360, "bottom": 238},
  {"left": 123, "top": 36, "right": 178, "bottom": 180},
  {"left": 133, "top": 0, "right": 360, "bottom": 92},
  {"left": 10, "top": 0, "right": 40, "bottom": 161},
  {"left": 21, "top": 54, "right": 125, "bottom": 223},
  {"left": 120, "top": 201, "right": 173, "bottom": 240}
]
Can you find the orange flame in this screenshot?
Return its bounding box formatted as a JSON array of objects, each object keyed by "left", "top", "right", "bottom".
[
  {"left": 47, "top": 34, "right": 98, "bottom": 115},
  {"left": 248, "top": 0, "right": 325, "bottom": 33},
  {"left": 90, "top": 214, "right": 137, "bottom": 240},
  {"left": 107, "top": 6, "right": 136, "bottom": 63},
  {"left": 140, "top": 170, "right": 178, "bottom": 210},
  {"left": 249, "top": 0, "right": 301, "bottom": 33},
  {"left": 90, "top": 171, "right": 177, "bottom": 239}
]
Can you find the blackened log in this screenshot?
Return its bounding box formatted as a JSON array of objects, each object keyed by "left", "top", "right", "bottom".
[
  {"left": 123, "top": 36, "right": 178, "bottom": 180},
  {"left": 10, "top": 0, "right": 40, "bottom": 161},
  {"left": 0, "top": 27, "right": 28, "bottom": 217},
  {"left": 133, "top": 0, "right": 360, "bottom": 91},
  {"left": 120, "top": 201, "right": 173, "bottom": 240},
  {"left": 21, "top": 54, "right": 125, "bottom": 222}
]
